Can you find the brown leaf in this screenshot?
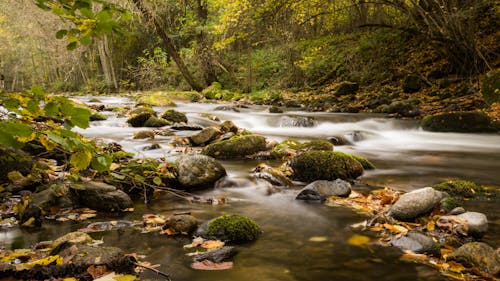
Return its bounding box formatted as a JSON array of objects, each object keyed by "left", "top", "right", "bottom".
[
  {"left": 191, "top": 260, "right": 233, "bottom": 270},
  {"left": 87, "top": 265, "right": 109, "bottom": 279}
]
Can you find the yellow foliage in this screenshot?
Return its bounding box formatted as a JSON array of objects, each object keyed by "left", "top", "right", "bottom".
[
  {"left": 347, "top": 234, "right": 370, "bottom": 247},
  {"left": 23, "top": 255, "right": 63, "bottom": 268}
]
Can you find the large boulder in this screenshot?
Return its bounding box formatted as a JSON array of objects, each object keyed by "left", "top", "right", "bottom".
[
  {"left": 421, "top": 111, "right": 495, "bottom": 133},
  {"left": 161, "top": 109, "right": 188, "bottom": 123},
  {"left": 296, "top": 179, "right": 351, "bottom": 201},
  {"left": 189, "top": 127, "right": 222, "bottom": 146},
  {"left": 448, "top": 242, "right": 500, "bottom": 275},
  {"left": 388, "top": 187, "right": 446, "bottom": 221},
  {"left": 126, "top": 112, "right": 153, "bottom": 127},
  {"left": 176, "top": 154, "right": 226, "bottom": 189},
  {"left": 206, "top": 214, "right": 260, "bottom": 243},
  {"left": 201, "top": 135, "right": 267, "bottom": 159},
  {"left": 71, "top": 181, "right": 133, "bottom": 212},
  {"left": 289, "top": 151, "right": 364, "bottom": 182}
]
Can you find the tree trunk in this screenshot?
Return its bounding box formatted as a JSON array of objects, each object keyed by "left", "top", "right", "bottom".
[
  {"left": 97, "top": 36, "right": 117, "bottom": 91},
  {"left": 195, "top": 0, "right": 217, "bottom": 86},
  {"left": 131, "top": 0, "right": 203, "bottom": 92}
]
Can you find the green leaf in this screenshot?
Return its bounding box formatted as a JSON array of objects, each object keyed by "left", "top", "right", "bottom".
[
  {"left": 67, "top": 42, "right": 78, "bottom": 51},
  {"left": 153, "top": 176, "right": 162, "bottom": 186},
  {"left": 55, "top": 29, "right": 67, "bottom": 39},
  {"left": 110, "top": 172, "right": 126, "bottom": 180},
  {"left": 80, "top": 36, "right": 92, "bottom": 46},
  {"left": 0, "top": 130, "right": 22, "bottom": 148},
  {"left": 91, "top": 155, "right": 113, "bottom": 172},
  {"left": 134, "top": 174, "right": 145, "bottom": 183},
  {"left": 30, "top": 85, "right": 45, "bottom": 99},
  {"left": 68, "top": 107, "right": 91, "bottom": 129},
  {"left": 44, "top": 102, "right": 59, "bottom": 117},
  {"left": 70, "top": 150, "right": 92, "bottom": 170},
  {"left": 79, "top": 7, "right": 94, "bottom": 18},
  {"left": 0, "top": 122, "right": 34, "bottom": 148},
  {"left": 47, "top": 131, "right": 70, "bottom": 149}
]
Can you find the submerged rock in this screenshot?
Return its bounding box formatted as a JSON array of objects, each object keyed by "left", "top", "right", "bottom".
[
  {"left": 206, "top": 214, "right": 260, "bottom": 243},
  {"left": 390, "top": 232, "right": 438, "bottom": 255},
  {"left": 251, "top": 164, "right": 292, "bottom": 187},
  {"left": 421, "top": 111, "right": 495, "bottom": 133},
  {"left": 448, "top": 242, "right": 500, "bottom": 275},
  {"left": 201, "top": 134, "right": 267, "bottom": 159},
  {"left": 327, "top": 136, "right": 353, "bottom": 146},
  {"left": 163, "top": 214, "right": 198, "bottom": 234},
  {"left": 189, "top": 127, "right": 222, "bottom": 146},
  {"left": 71, "top": 181, "right": 133, "bottom": 212},
  {"left": 176, "top": 154, "right": 226, "bottom": 189},
  {"left": 280, "top": 116, "right": 315, "bottom": 127},
  {"left": 296, "top": 179, "right": 351, "bottom": 201},
  {"left": 388, "top": 187, "right": 445, "bottom": 221},
  {"left": 51, "top": 231, "right": 93, "bottom": 249},
  {"left": 289, "top": 151, "right": 364, "bottom": 182}
]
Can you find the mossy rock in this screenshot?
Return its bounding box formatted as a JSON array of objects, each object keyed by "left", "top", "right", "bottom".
[
  {"left": 349, "top": 154, "right": 375, "bottom": 170},
  {"left": 201, "top": 134, "right": 267, "bottom": 159},
  {"left": 88, "top": 98, "right": 101, "bottom": 102},
  {"left": 133, "top": 130, "right": 155, "bottom": 139},
  {"left": 0, "top": 148, "right": 33, "bottom": 182},
  {"left": 335, "top": 81, "right": 359, "bottom": 96},
  {"left": 421, "top": 111, "right": 495, "bottom": 133},
  {"left": 448, "top": 242, "right": 500, "bottom": 275},
  {"left": 206, "top": 214, "right": 260, "bottom": 243},
  {"left": 402, "top": 75, "right": 422, "bottom": 93},
  {"left": 136, "top": 92, "right": 176, "bottom": 106},
  {"left": 161, "top": 109, "right": 188, "bottom": 123},
  {"left": 127, "top": 106, "right": 156, "bottom": 116},
  {"left": 126, "top": 112, "right": 153, "bottom": 127},
  {"left": 89, "top": 113, "right": 107, "bottom": 121},
  {"left": 202, "top": 82, "right": 223, "bottom": 100},
  {"left": 481, "top": 70, "right": 500, "bottom": 105},
  {"left": 144, "top": 116, "right": 171, "bottom": 127},
  {"left": 289, "top": 151, "right": 364, "bottom": 182},
  {"left": 432, "top": 180, "right": 492, "bottom": 198},
  {"left": 302, "top": 140, "right": 334, "bottom": 151}
]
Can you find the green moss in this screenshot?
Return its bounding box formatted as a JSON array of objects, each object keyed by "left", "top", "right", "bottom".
[
  {"left": 201, "top": 134, "right": 267, "bottom": 159},
  {"left": 144, "top": 116, "right": 171, "bottom": 127},
  {"left": 89, "top": 98, "right": 101, "bottom": 102},
  {"left": 0, "top": 148, "right": 33, "bottom": 182},
  {"left": 161, "top": 109, "right": 188, "bottom": 123},
  {"left": 202, "top": 82, "right": 239, "bottom": 101},
  {"left": 133, "top": 130, "right": 155, "bottom": 139},
  {"left": 289, "top": 151, "right": 364, "bottom": 182},
  {"left": 440, "top": 196, "right": 461, "bottom": 213},
  {"left": 302, "top": 140, "right": 334, "bottom": 151},
  {"left": 135, "top": 92, "right": 177, "bottom": 106},
  {"left": 335, "top": 81, "right": 359, "bottom": 96},
  {"left": 206, "top": 214, "right": 260, "bottom": 242},
  {"left": 89, "top": 113, "right": 107, "bottom": 121},
  {"left": 433, "top": 180, "right": 492, "bottom": 198},
  {"left": 421, "top": 112, "right": 494, "bottom": 133},
  {"left": 349, "top": 154, "right": 375, "bottom": 170},
  {"left": 127, "top": 106, "right": 156, "bottom": 116},
  {"left": 126, "top": 112, "right": 153, "bottom": 127}
]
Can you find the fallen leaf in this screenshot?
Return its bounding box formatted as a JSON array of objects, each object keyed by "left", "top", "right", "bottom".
[
  {"left": 87, "top": 265, "right": 110, "bottom": 279},
  {"left": 400, "top": 252, "right": 428, "bottom": 262},
  {"left": 347, "top": 234, "right": 370, "bottom": 247},
  {"left": 191, "top": 260, "right": 233, "bottom": 270},
  {"left": 162, "top": 228, "right": 176, "bottom": 235},
  {"left": 201, "top": 240, "right": 225, "bottom": 249},
  {"left": 308, "top": 236, "right": 328, "bottom": 242}
]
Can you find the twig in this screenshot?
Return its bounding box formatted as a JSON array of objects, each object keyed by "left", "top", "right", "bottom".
[{"left": 133, "top": 262, "right": 172, "bottom": 281}]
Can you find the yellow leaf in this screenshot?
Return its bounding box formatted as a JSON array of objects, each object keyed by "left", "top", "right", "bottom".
[
  {"left": 70, "top": 150, "right": 92, "bottom": 170},
  {"left": 201, "top": 240, "right": 225, "bottom": 249},
  {"left": 427, "top": 220, "right": 435, "bottom": 231},
  {"left": 23, "top": 255, "right": 63, "bottom": 268},
  {"left": 39, "top": 134, "right": 57, "bottom": 151},
  {"left": 113, "top": 274, "right": 139, "bottom": 281},
  {"left": 309, "top": 236, "right": 328, "bottom": 242},
  {"left": 347, "top": 234, "right": 370, "bottom": 247}
]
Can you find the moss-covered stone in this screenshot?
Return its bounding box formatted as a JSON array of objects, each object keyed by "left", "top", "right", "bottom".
[
  {"left": 89, "top": 113, "right": 107, "bottom": 121},
  {"left": 161, "top": 109, "right": 188, "bottom": 123},
  {"left": 448, "top": 242, "right": 500, "bottom": 275},
  {"left": 0, "top": 148, "right": 33, "bottom": 182},
  {"left": 481, "top": 70, "right": 500, "bottom": 105},
  {"left": 201, "top": 134, "right": 267, "bottom": 159},
  {"left": 433, "top": 180, "right": 492, "bottom": 198},
  {"left": 440, "top": 196, "right": 461, "bottom": 213},
  {"left": 144, "top": 116, "right": 171, "bottom": 127},
  {"left": 289, "top": 151, "right": 364, "bottom": 182},
  {"left": 127, "top": 106, "right": 156, "bottom": 117},
  {"left": 302, "top": 140, "right": 334, "bottom": 151},
  {"left": 421, "top": 111, "right": 495, "bottom": 133},
  {"left": 133, "top": 130, "right": 155, "bottom": 139},
  {"left": 126, "top": 112, "right": 153, "bottom": 127},
  {"left": 206, "top": 214, "right": 260, "bottom": 243},
  {"left": 349, "top": 154, "right": 375, "bottom": 170},
  {"left": 135, "top": 92, "right": 176, "bottom": 106},
  {"left": 335, "top": 81, "right": 359, "bottom": 96}
]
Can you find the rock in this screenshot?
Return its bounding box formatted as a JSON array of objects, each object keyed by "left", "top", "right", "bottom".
[
  {"left": 280, "top": 116, "right": 315, "bottom": 127},
  {"left": 388, "top": 187, "right": 446, "bottom": 221},
  {"left": 161, "top": 109, "right": 188, "bottom": 123},
  {"left": 251, "top": 164, "right": 292, "bottom": 187},
  {"left": 296, "top": 179, "right": 351, "bottom": 201},
  {"left": 0, "top": 148, "right": 33, "bottom": 182},
  {"left": 57, "top": 244, "right": 132, "bottom": 272},
  {"left": 481, "top": 70, "right": 500, "bottom": 105},
  {"left": 218, "top": 120, "right": 239, "bottom": 134},
  {"left": 438, "top": 212, "right": 488, "bottom": 237},
  {"left": 381, "top": 101, "right": 420, "bottom": 117},
  {"left": 127, "top": 106, "right": 156, "bottom": 117},
  {"left": 142, "top": 143, "right": 161, "bottom": 151},
  {"left": 176, "top": 155, "right": 226, "bottom": 189},
  {"left": 302, "top": 140, "right": 334, "bottom": 151},
  {"left": 51, "top": 231, "right": 93, "bottom": 249},
  {"left": 349, "top": 154, "right": 375, "bottom": 170},
  {"left": 390, "top": 232, "right": 438, "bottom": 255},
  {"left": 215, "top": 177, "right": 253, "bottom": 188},
  {"left": 289, "top": 151, "right": 364, "bottom": 182},
  {"left": 448, "top": 242, "right": 500, "bottom": 275},
  {"left": 214, "top": 105, "right": 240, "bottom": 112},
  {"left": 193, "top": 246, "right": 238, "bottom": 263},
  {"left": 402, "top": 75, "right": 422, "bottom": 93},
  {"left": 201, "top": 135, "right": 267, "bottom": 159},
  {"left": 206, "top": 214, "right": 260, "bottom": 243},
  {"left": 421, "top": 111, "right": 495, "bottom": 133},
  {"left": 189, "top": 127, "right": 222, "bottom": 146},
  {"left": 433, "top": 180, "right": 486, "bottom": 198},
  {"left": 269, "top": 106, "right": 284, "bottom": 113},
  {"left": 327, "top": 136, "right": 352, "bottom": 146},
  {"left": 449, "top": 207, "right": 466, "bottom": 215},
  {"left": 440, "top": 196, "right": 461, "bottom": 213},
  {"left": 163, "top": 214, "right": 198, "bottom": 234},
  {"left": 89, "top": 113, "right": 107, "bottom": 121},
  {"left": 170, "top": 124, "right": 203, "bottom": 131},
  {"left": 71, "top": 181, "right": 133, "bottom": 212},
  {"left": 144, "top": 116, "right": 171, "bottom": 127},
  {"left": 133, "top": 130, "right": 155, "bottom": 139},
  {"left": 335, "top": 81, "right": 359, "bottom": 96},
  {"left": 126, "top": 112, "right": 153, "bottom": 127}
]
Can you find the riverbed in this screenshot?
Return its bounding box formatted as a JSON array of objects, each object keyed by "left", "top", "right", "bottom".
[{"left": 3, "top": 96, "right": 499, "bottom": 281}]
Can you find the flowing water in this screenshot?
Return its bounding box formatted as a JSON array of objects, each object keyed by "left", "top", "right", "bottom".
[{"left": 3, "top": 96, "right": 500, "bottom": 281}]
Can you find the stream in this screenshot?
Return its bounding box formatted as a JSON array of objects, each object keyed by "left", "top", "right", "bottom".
[{"left": 3, "top": 96, "right": 500, "bottom": 281}]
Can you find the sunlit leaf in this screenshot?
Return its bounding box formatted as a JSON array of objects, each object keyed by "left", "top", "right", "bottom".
[
  {"left": 110, "top": 172, "right": 126, "bottom": 180},
  {"left": 153, "top": 176, "right": 162, "bottom": 186},
  {"left": 347, "top": 234, "right": 370, "bottom": 247},
  {"left": 309, "top": 236, "right": 328, "bottom": 242},
  {"left": 91, "top": 155, "right": 113, "bottom": 172},
  {"left": 70, "top": 150, "right": 92, "bottom": 170},
  {"left": 201, "top": 240, "right": 225, "bottom": 249}
]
